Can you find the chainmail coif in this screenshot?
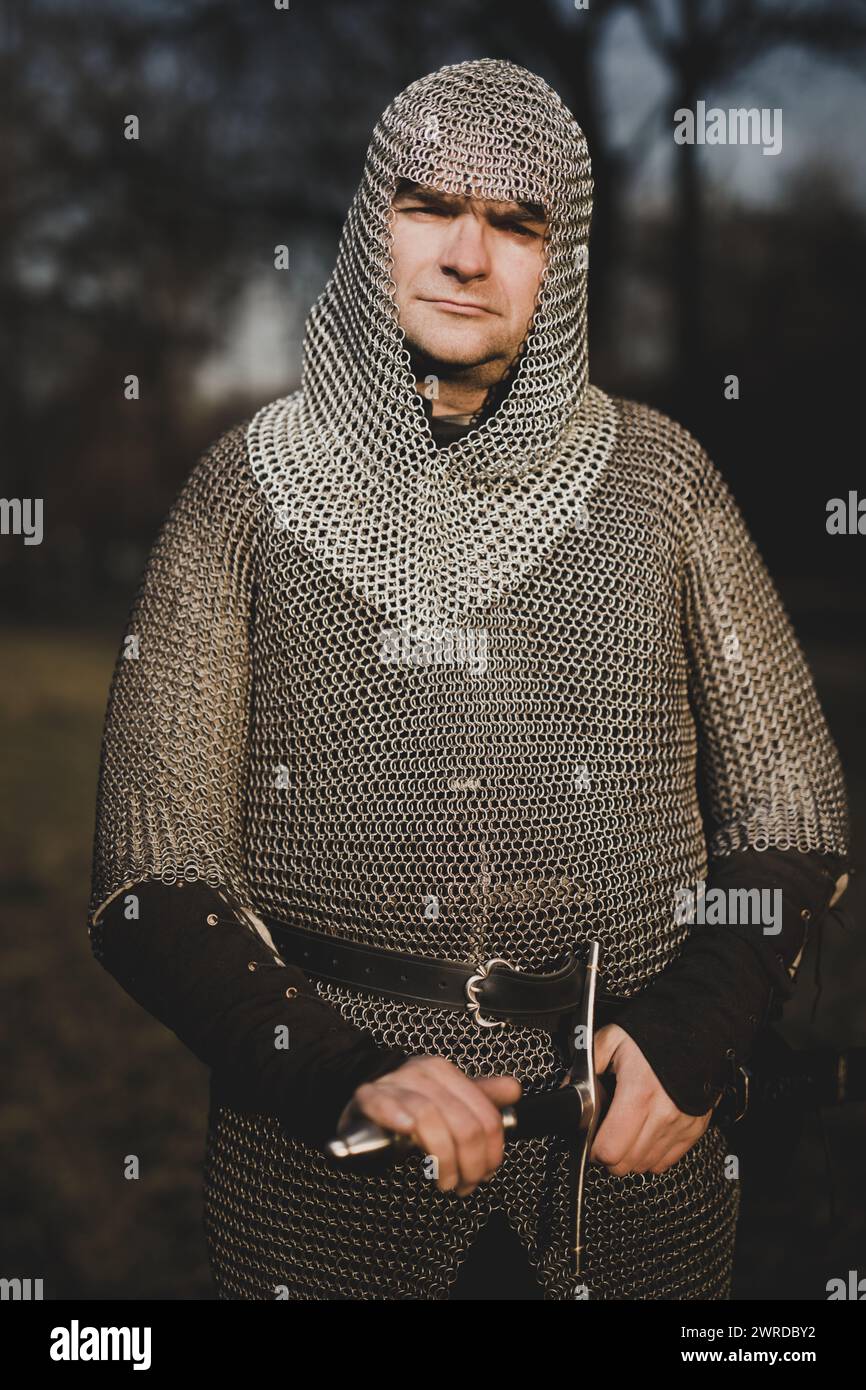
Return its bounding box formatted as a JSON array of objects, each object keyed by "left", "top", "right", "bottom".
[{"left": 89, "top": 59, "right": 850, "bottom": 1299}]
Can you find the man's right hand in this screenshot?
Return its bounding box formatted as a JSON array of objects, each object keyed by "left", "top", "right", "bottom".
[{"left": 338, "top": 1055, "right": 522, "bottom": 1196}]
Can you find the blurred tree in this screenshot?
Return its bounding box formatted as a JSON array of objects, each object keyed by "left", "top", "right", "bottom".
[
  {"left": 1, "top": 0, "right": 865, "bottom": 620},
  {"left": 626, "top": 0, "right": 866, "bottom": 398}
]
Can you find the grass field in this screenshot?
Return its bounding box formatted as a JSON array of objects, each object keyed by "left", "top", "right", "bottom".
[{"left": 0, "top": 629, "right": 214, "bottom": 1299}]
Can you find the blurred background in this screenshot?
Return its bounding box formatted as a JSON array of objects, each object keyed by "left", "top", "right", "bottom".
[{"left": 1, "top": 0, "right": 864, "bottom": 1300}]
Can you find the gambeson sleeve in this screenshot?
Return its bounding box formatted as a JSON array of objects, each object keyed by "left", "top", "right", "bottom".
[
  {"left": 614, "top": 845, "right": 845, "bottom": 1115},
  {"left": 94, "top": 879, "right": 408, "bottom": 1144}
]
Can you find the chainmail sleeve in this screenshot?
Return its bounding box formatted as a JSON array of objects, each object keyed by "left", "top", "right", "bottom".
[
  {"left": 616, "top": 442, "right": 852, "bottom": 1114},
  {"left": 87, "top": 426, "right": 410, "bottom": 1138},
  {"left": 88, "top": 426, "right": 260, "bottom": 930},
  {"left": 682, "top": 448, "right": 850, "bottom": 863}
]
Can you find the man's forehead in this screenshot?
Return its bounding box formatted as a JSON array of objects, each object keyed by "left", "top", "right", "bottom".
[{"left": 393, "top": 178, "right": 546, "bottom": 221}]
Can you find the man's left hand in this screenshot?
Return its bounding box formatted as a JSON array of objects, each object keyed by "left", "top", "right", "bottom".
[{"left": 588, "top": 1024, "right": 715, "bottom": 1176}]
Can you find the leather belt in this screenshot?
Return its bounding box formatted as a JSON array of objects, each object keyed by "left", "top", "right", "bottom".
[{"left": 262, "top": 914, "right": 621, "bottom": 1029}]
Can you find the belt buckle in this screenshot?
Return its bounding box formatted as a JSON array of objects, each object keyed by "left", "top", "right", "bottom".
[
  {"left": 716, "top": 1052, "right": 751, "bottom": 1125},
  {"left": 465, "top": 957, "right": 520, "bottom": 1030},
  {"left": 731, "top": 1062, "right": 751, "bottom": 1123}
]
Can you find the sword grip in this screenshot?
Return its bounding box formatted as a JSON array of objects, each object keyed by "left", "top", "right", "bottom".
[
  {"left": 323, "top": 1081, "right": 608, "bottom": 1173},
  {"left": 506, "top": 1085, "right": 585, "bottom": 1138},
  {"left": 508, "top": 1074, "right": 613, "bottom": 1139}
]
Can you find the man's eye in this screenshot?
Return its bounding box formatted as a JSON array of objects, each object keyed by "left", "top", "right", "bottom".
[
  {"left": 404, "top": 204, "right": 447, "bottom": 216},
  {"left": 499, "top": 221, "right": 538, "bottom": 238}
]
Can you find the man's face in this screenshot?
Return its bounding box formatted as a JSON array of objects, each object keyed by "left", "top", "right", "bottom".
[{"left": 388, "top": 180, "right": 548, "bottom": 380}]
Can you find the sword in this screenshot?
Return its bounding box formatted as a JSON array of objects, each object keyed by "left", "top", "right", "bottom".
[
  {"left": 324, "top": 941, "right": 611, "bottom": 1283},
  {"left": 561, "top": 939, "right": 607, "bottom": 1281}
]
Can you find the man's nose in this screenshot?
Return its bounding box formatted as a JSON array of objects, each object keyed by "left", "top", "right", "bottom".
[{"left": 439, "top": 214, "right": 491, "bottom": 282}]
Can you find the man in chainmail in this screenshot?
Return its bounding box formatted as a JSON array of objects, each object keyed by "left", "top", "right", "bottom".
[{"left": 88, "top": 60, "right": 850, "bottom": 1300}]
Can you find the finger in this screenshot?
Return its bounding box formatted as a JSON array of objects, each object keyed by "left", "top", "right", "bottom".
[
  {"left": 639, "top": 1112, "right": 710, "bottom": 1173},
  {"left": 607, "top": 1107, "right": 681, "bottom": 1176},
  {"left": 643, "top": 1134, "right": 694, "bottom": 1175},
  {"left": 650, "top": 1112, "right": 711, "bottom": 1167},
  {"left": 642, "top": 1144, "right": 683, "bottom": 1175},
  {"left": 350, "top": 1079, "right": 416, "bottom": 1133},
  {"left": 639, "top": 1126, "right": 692, "bottom": 1174},
  {"left": 590, "top": 1078, "right": 649, "bottom": 1168},
  {"left": 352, "top": 1082, "right": 460, "bottom": 1191},
  {"left": 473, "top": 1075, "right": 523, "bottom": 1107},
  {"left": 593, "top": 1023, "right": 624, "bottom": 1076},
  {"left": 369, "top": 1066, "right": 495, "bottom": 1193},
  {"left": 622, "top": 1091, "right": 707, "bottom": 1173},
  {"left": 426, "top": 1065, "right": 515, "bottom": 1173},
  {"left": 407, "top": 1068, "right": 501, "bottom": 1191},
  {"left": 407, "top": 1060, "right": 516, "bottom": 1181},
  {"left": 471, "top": 1077, "right": 522, "bottom": 1181}
]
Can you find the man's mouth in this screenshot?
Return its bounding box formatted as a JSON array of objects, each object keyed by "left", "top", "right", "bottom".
[{"left": 418, "top": 298, "right": 493, "bottom": 316}]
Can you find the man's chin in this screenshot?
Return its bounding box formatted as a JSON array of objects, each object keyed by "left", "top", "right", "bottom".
[{"left": 401, "top": 325, "right": 502, "bottom": 374}]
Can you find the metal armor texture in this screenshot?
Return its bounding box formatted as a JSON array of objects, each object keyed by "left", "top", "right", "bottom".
[{"left": 89, "top": 61, "right": 850, "bottom": 1300}]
